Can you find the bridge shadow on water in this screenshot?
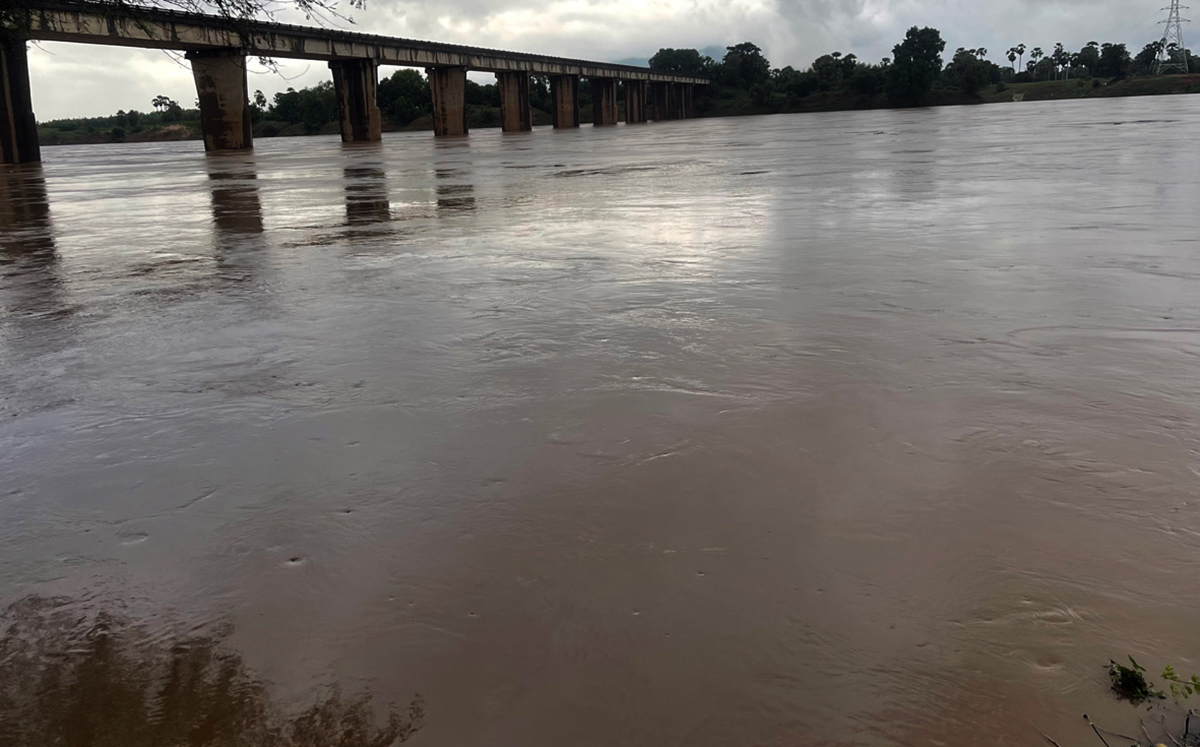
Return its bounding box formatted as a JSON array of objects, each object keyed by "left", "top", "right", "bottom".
[
  {"left": 345, "top": 166, "right": 391, "bottom": 227},
  {"left": 0, "top": 597, "right": 424, "bottom": 747},
  {"left": 206, "top": 153, "right": 265, "bottom": 236},
  {"left": 0, "top": 165, "right": 71, "bottom": 325}
]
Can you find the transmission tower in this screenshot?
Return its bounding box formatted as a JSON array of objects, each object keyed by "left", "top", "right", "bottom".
[{"left": 1156, "top": 0, "right": 1191, "bottom": 74}]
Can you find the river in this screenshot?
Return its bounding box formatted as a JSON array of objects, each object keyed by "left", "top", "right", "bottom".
[{"left": 3, "top": 96, "right": 1200, "bottom": 746}]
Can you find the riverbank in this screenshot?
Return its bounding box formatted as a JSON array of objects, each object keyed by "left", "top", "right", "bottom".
[
  {"left": 700, "top": 73, "right": 1200, "bottom": 117},
  {"left": 35, "top": 73, "right": 1200, "bottom": 146}
]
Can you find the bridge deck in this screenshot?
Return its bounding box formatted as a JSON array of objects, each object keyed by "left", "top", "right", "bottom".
[{"left": 22, "top": 2, "right": 710, "bottom": 83}]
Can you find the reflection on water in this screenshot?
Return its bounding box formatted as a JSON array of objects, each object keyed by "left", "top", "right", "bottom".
[
  {"left": 0, "top": 597, "right": 423, "bottom": 747},
  {"left": 0, "top": 165, "right": 66, "bottom": 322},
  {"left": 207, "top": 155, "right": 264, "bottom": 235},
  {"left": 345, "top": 167, "right": 390, "bottom": 226},
  {"left": 435, "top": 168, "right": 475, "bottom": 211}
]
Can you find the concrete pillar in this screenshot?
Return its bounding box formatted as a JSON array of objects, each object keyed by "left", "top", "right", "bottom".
[
  {"left": 549, "top": 74, "right": 579, "bottom": 129},
  {"left": 624, "top": 80, "right": 648, "bottom": 124},
  {"left": 427, "top": 66, "right": 468, "bottom": 137},
  {"left": 650, "top": 81, "right": 671, "bottom": 121},
  {"left": 680, "top": 84, "right": 695, "bottom": 119},
  {"left": 329, "top": 59, "right": 381, "bottom": 143},
  {"left": 591, "top": 77, "right": 618, "bottom": 126},
  {"left": 187, "top": 49, "right": 252, "bottom": 152},
  {"left": 496, "top": 71, "right": 531, "bottom": 132},
  {"left": 0, "top": 41, "right": 40, "bottom": 165},
  {"left": 669, "top": 83, "right": 685, "bottom": 120}
]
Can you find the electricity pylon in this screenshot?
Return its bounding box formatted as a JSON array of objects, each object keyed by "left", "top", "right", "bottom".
[{"left": 1157, "top": 0, "right": 1191, "bottom": 73}]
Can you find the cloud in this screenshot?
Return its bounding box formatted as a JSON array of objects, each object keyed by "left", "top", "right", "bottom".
[{"left": 27, "top": 0, "right": 1172, "bottom": 120}]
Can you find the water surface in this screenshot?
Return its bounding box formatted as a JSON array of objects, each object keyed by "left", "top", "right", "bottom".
[{"left": 3, "top": 97, "right": 1200, "bottom": 746}]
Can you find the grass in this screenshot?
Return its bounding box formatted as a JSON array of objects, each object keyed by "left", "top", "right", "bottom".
[{"left": 978, "top": 73, "right": 1200, "bottom": 103}]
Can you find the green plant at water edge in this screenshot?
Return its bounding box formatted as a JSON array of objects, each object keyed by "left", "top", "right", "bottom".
[
  {"left": 1161, "top": 665, "right": 1200, "bottom": 700},
  {"left": 1109, "top": 656, "right": 1163, "bottom": 701},
  {"left": 1109, "top": 657, "right": 1200, "bottom": 703}
]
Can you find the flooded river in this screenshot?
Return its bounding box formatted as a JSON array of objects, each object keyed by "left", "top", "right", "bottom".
[{"left": 3, "top": 96, "right": 1200, "bottom": 746}]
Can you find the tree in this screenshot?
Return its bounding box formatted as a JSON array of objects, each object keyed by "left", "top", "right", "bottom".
[
  {"left": 1016, "top": 43, "right": 1027, "bottom": 71},
  {"left": 529, "top": 76, "right": 551, "bottom": 112},
  {"left": 847, "top": 63, "right": 886, "bottom": 96},
  {"left": 1076, "top": 41, "right": 1100, "bottom": 76},
  {"left": 1007, "top": 47, "right": 1018, "bottom": 71},
  {"left": 775, "top": 66, "right": 820, "bottom": 99},
  {"left": 1029, "top": 46, "right": 1044, "bottom": 78},
  {"left": 151, "top": 94, "right": 175, "bottom": 112},
  {"left": 376, "top": 68, "right": 430, "bottom": 126},
  {"left": 811, "top": 52, "right": 847, "bottom": 90},
  {"left": 721, "top": 42, "right": 771, "bottom": 87},
  {"left": 886, "top": 26, "right": 946, "bottom": 105},
  {"left": 944, "top": 47, "right": 992, "bottom": 95},
  {"left": 267, "top": 82, "right": 337, "bottom": 131},
  {"left": 1135, "top": 41, "right": 1164, "bottom": 75},
  {"left": 1052, "top": 42, "right": 1070, "bottom": 79},
  {"left": 1097, "top": 42, "right": 1131, "bottom": 78},
  {"left": 649, "top": 48, "right": 714, "bottom": 77}
]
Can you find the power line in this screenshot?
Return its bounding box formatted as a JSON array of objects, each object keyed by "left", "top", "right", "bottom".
[{"left": 1156, "top": 0, "right": 1191, "bottom": 73}]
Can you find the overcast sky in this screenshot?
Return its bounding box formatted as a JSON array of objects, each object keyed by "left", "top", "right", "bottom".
[{"left": 29, "top": 0, "right": 1172, "bottom": 120}]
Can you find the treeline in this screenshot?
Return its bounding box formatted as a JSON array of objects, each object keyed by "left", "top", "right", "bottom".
[
  {"left": 650, "top": 30, "right": 1196, "bottom": 112},
  {"left": 256, "top": 69, "right": 624, "bottom": 134},
  {"left": 40, "top": 95, "right": 199, "bottom": 143}
]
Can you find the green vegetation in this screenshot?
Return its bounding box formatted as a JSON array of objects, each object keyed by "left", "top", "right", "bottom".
[
  {"left": 38, "top": 101, "right": 202, "bottom": 146},
  {"left": 1108, "top": 656, "right": 1161, "bottom": 701},
  {"left": 653, "top": 28, "right": 1198, "bottom": 119},
  {"left": 1109, "top": 657, "right": 1200, "bottom": 703},
  {"left": 35, "top": 25, "right": 1199, "bottom": 146}
]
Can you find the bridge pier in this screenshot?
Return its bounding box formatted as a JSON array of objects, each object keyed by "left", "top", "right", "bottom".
[
  {"left": 187, "top": 49, "right": 252, "bottom": 151},
  {"left": 427, "top": 66, "right": 468, "bottom": 137},
  {"left": 496, "top": 72, "right": 531, "bottom": 132},
  {"left": 329, "top": 59, "right": 381, "bottom": 142},
  {"left": 650, "top": 81, "right": 671, "bottom": 121},
  {"left": 624, "top": 80, "right": 648, "bottom": 124},
  {"left": 1, "top": 41, "right": 40, "bottom": 165},
  {"left": 591, "top": 77, "right": 618, "bottom": 126},
  {"left": 549, "top": 74, "right": 579, "bottom": 128},
  {"left": 680, "top": 83, "right": 694, "bottom": 118}
]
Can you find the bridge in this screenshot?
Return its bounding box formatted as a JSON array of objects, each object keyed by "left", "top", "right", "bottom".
[{"left": 0, "top": 2, "right": 709, "bottom": 164}]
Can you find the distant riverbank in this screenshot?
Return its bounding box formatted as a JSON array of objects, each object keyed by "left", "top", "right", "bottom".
[
  {"left": 700, "top": 73, "right": 1200, "bottom": 117},
  {"left": 36, "top": 73, "right": 1200, "bottom": 147}
]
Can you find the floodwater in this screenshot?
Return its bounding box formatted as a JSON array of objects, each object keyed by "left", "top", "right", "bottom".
[{"left": 3, "top": 96, "right": 1200, "bottom": 747}]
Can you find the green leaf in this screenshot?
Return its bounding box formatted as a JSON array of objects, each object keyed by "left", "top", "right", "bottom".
[{"left": 1129, "top": 656, "right": 1144, "bottom": 672}]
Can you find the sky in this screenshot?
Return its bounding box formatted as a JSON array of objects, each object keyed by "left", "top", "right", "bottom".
[{"left": 28, "top": 0, "right": 1175, "bottom": 120}]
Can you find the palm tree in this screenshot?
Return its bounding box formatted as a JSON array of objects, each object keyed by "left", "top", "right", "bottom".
[
  {"left": 1017, "top": 43, "right": 1027, "bottom": 71},
  {"left": 1053, "top": 42, "right": 1067, "bottom": 79},
  {"left": 1007, "top": 47, "right": 1018, "bottom": 71},
  {"left": 1030, "top": 47, "right": 1044, "bottom": 79}
]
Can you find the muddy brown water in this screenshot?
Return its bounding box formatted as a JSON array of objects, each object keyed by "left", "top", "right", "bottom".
[{"left": 3, "top": 97, "right": 1200, "bottom": 746}]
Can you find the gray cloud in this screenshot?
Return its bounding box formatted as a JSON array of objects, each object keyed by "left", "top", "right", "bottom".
[{"left": 29, "top": 0, "right": 1173, "bottom": 120}]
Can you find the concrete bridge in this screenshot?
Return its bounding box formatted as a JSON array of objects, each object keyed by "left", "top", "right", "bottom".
[{"left": 0, "top": 2, "right": 709, "bottom": 164}]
